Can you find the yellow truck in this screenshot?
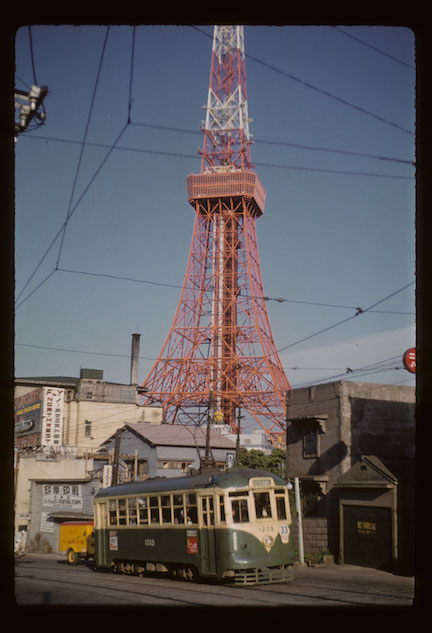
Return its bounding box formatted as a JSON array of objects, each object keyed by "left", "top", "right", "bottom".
[{"left": 59, "top": 521, "right": 94, "bottom": 565}]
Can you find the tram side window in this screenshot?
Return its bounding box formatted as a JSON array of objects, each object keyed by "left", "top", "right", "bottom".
[
  {"left": 109, "top": 500, "right": 117, "bottom": 526},
  {"left": 138, "top": 497, "right": 149, "bottom": 525},
  {"left": 219, "top": 495, "right": 226, "bottom": 523},
  {"left": 254, "top": 492, "right": 272, "bottom": 519},
  {"left": 173, "top": 494, "right": 185, "bottom": 524},
  {"left": 275, "top": 490, "right": 287, "bottom": 520},
  {"left": 161, "top": 495, "right": 172, "bottom": 523},
  {"left": 150, "top": 496, "right": 159, "bottom": 523},
  {"left": 128, "top": 498, "right": 138, "bottom": 525},
  {"left": 186, "top": 493, "right": 198, "bottom": 525},
  {"left": 201, "top": 497, "right": 215, "bottom": 526},
  {"left": 118, "top": 499, "right": 127, "bottom": 525}
]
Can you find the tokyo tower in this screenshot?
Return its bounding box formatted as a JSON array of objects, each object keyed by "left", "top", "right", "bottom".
[{"left": 142, "top": 25, "right": 291, "bottom": 446}]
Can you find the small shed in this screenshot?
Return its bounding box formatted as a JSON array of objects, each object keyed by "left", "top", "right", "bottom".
[{"left": 335, "top": 455, "right": 398, "bottom": 570}]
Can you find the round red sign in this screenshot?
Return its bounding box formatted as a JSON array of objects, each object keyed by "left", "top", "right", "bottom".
[{"left": 403, "top": 348, "right": 416, "bottom": 374}]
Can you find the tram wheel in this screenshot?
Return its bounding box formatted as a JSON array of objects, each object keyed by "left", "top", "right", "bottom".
[{"left": 175, "top": 566, "right": 197, "bottom": 581}]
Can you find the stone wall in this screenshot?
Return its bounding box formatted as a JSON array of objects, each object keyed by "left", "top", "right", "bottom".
[{"left": 290, "top": 516, "right": 329, "bottom": 556}]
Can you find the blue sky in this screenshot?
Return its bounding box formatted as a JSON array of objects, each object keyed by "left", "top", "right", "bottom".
[{"left": 14, "top": 24, "right": 416, "bottom": 402}]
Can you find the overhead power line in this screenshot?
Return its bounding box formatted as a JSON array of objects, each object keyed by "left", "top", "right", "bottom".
[
  {"left": 276, "top": 282, "right": 415, "bottom": 354},
  {"left": 22, "top": 131, "right": 415, "bottom": 175},
  {"left": 191, "top": 25, "right": 414, "bottom": 136},
  {"left": 55, "top": 26, "right": 111, "bottom": 270},
  {"left": 56, "top": 266, "right": 414, "bottom": 316},
  {"left": 332, "top": 26, "right": 415, "bottom": 70},
  {"left": 15, "top": 342, "right": 157, "bottom": 361}
]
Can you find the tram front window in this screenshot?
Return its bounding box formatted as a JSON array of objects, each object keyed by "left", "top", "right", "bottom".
[
  {"left": 254, "top": 492, "right": 272, "bottom": 519},
  {"left": 231, "top": 498, "right": 249, "bottom": 523}
]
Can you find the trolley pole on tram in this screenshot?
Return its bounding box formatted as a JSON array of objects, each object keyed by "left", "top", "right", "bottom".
[{"left": 235, "top": 404, "right": 242, "bottom": 466}]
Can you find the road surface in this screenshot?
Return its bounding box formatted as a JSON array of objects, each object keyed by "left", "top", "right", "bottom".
[{"left": 13, "top": 553, "right": 415, "bottom": 610}]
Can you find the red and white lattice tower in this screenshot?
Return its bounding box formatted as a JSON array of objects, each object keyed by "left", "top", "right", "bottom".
[{"left": 142, "top": 25, "right": 291, "bottom": 446}]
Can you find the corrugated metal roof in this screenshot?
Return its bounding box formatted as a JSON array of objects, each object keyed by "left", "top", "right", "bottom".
[{"left": 127, "top": 423, "right": 236, "bottom": 449}]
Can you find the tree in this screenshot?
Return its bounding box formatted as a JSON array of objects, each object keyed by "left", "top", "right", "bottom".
[{"left": 237, "top": 447, "right": 286, "bottom": 478}]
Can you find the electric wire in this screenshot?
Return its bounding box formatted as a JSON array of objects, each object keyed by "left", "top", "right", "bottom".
[
  {"left": 332, "top": 26, "right": 415, "bottom": 70},
  {"left": 15, "top": 122, "right": 130, "bottom": 309},
  {"left": 190, "top": 25, "right": 414, "bottom": 136},
  {"left": 16, "top": 26, "right": 137, "bottom": 308},
  {"left": 55, "top": 26, "right": 111, "bottom": 270},
  {"left": 21, "top": 132, "right": 415, "bottom": 180},
  {"left": 275, "top": 282, "right": 414, "bottom": 354},
  {"left": 28, "top": 26, "right": 39, "bottom": 87},
  {"left": 15, "top": 344, "right": 410, "bottom": 391},
  {"left": 55, "top": 266, "right": 414, "bottom": 316}
]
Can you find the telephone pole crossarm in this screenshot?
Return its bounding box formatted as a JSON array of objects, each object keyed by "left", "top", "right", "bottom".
[{"left": 14, "top": 84, "right": 48, "bottom": 138}]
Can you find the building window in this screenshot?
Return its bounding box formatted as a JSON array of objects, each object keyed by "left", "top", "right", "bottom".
[
  {"left": 301, "top": 481, "right": 326, "bottom": 517},
  {"left": 303, "top": 429, "right": 319, "bottom": 458},
  {"left": 84, "top": 420, "right": 92, "bottom": 437},
  {"left": 158, "top": 460, "right": 192, "bottom": 472}
]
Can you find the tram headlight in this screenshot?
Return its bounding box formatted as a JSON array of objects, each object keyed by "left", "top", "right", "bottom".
[{"left": 262, "top": 535, "right": 274, "bottom": 548}]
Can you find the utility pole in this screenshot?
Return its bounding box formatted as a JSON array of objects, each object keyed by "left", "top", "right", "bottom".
[
  {"left": 112, "top": 429, "right": 121, "bottom": 485},
  {"left": 14, "top": 85, "right": 48, "bottom": 139},
  {"left": 201, "top": 392, "right": 217, "bottom": 472},
  {"left": 235, "top": 404, "right": 242, "bottom": 466},
  {"left": 285, "top": 390, "right": 292, "bottom": 481},
  {"left": 286, "top": 389, "right": 304, "bottom": 565}
]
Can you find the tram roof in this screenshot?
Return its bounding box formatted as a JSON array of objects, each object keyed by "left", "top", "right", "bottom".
[{"left": 95, "top": 467, "right": 287, "bottom": 498}]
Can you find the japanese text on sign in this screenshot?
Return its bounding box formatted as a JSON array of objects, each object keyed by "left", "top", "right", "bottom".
[{"left": 41, "top": 387, "right": 64, "bottom": 446}]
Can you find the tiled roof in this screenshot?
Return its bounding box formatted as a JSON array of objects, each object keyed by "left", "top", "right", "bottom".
[{"left": 126, "top": 423, "right": 236, "bottom": 449}]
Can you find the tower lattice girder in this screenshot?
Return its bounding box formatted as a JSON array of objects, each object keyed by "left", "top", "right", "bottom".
[{"left": 142, "top": 26, "right": 291, "bottom": 446}]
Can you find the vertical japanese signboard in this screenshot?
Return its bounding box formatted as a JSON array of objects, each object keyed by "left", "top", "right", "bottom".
[{"left": 41, "top": 387, "right": 64, "bottom": 446}]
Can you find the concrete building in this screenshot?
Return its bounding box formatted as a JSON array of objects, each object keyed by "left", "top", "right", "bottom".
[
  {"left": 286, "top": 380, "right": 415, "bottom": 572},
  {"left": 14, "top": 446, "right": 98, "bottom": 540},
  {"left": 98, "top": 423, "right": 237, "bottom": 481},
  {"left": 14, "top": 368, "right": 163, "bottom": 452},
  {"left": 25, "top": 472, "right": 101, "bottom": 554}
]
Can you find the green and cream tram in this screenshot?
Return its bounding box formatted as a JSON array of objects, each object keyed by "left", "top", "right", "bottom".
[{"left": 93, "top": 467, "right": 295, "bottom": 585}]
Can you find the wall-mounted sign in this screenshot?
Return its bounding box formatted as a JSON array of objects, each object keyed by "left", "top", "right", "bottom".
[
  {"left": 41, "top": 387, "right": 64, "bottom": 446},
  {"left": 403, "top": 348, "right": 416, "bottom": 374},
  {"left": 102, "top": 465, "right": 113, "bottom": 488},
  {"left": 42, "top": 483, "right": 82, "bottom": 510},
  {"left": 15, "top": 388, "right": 42, "bottom": 436}
]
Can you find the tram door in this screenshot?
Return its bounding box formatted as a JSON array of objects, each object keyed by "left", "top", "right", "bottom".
[
  {"left": 96, "top": 502, "right": 109, "bottom": 566},
  {"left": 200, "top": 495, "right": 217, "bottom": 575}
]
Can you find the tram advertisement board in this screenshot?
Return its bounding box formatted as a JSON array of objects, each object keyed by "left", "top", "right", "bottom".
[{"left": 186, "top": 530, "right": 198, "bottom": 554}]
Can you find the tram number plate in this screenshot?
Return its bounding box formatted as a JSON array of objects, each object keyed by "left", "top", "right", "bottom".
[
  {"left": 145, "top": 538, "right": 155, "bottom": 547},
  {"left": 279, "top": 524, "right": 289, "bottom": 543}
]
